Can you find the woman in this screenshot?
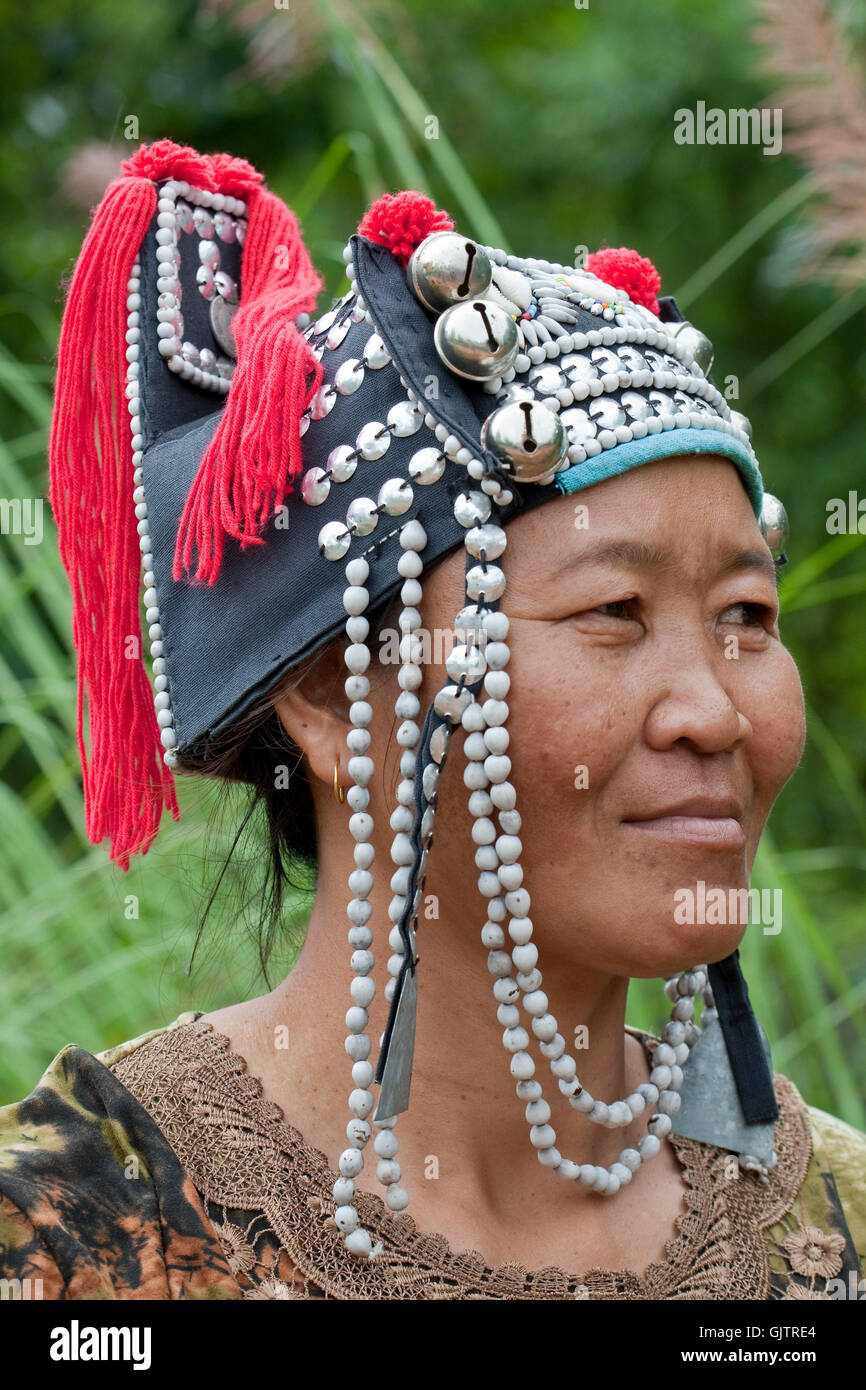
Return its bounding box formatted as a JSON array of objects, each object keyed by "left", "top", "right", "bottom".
[{"left": 1, "top": 140, "right": 863, "bottom": 1300}]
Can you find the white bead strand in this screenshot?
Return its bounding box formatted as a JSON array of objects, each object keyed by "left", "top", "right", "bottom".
[
  {"left": 125, "top": 260, "right": 178, "bottom": 770},
  {"left": 336, "top": 554, "right": 383, "bottom": 1260},
  {"left": 477, "top": 655, "right": 700, "bottom": 1132},
  {"left": 384, "top": 518, "right": 429, "bottom": 1011},
  {"left": 458, "top": 531, "right": 707, "bottom": 1194},
  {"left": 374, "top": 516, "right": 429, "bottom": 1222}
]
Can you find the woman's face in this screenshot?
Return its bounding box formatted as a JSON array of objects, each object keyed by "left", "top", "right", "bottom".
[{"left": 407, "top": 454, "right": 806, "bottom": 979}]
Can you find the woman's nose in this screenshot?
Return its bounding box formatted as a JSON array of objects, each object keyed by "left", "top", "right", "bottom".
[{"left": 642, "top": 656, "right": 753, "bottom": 755}]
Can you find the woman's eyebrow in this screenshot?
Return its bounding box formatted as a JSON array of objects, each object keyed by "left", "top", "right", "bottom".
[{"left": 561, "top": 540, "right": 779, "bottom": 587}]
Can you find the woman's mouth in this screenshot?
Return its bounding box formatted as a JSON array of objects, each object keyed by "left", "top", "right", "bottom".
[{"left": 621, "top": 798, "right": 746, "bottom": 849}]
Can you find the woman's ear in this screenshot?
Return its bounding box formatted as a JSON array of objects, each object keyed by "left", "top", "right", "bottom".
[{"left": 271, "top": 635, "right": 353, "bottom": 791}]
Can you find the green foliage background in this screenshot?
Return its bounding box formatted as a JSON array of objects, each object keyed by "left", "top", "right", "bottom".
[{"left": 1, "top": 0, "right": 864, "bottom": 1124}]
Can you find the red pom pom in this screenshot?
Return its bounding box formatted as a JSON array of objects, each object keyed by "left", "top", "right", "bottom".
[
  {"left": 358, "top": 190, "right": 454, "bottom": 267},
  {"left": 121, "top": 139, "right": 216, "bottom": 190},
  {"left": 208, "top": 152, "right": 264, "bottom": 197},
  {"left": 584, "top": 246, "right": 662, "bottom": 316}
]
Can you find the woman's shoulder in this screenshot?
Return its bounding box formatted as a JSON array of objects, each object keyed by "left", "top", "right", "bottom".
[
  {"left": 805, "top": 1099, "right": 866, "bottom": 1176},
  {"left": 760, "top": 1072, "right": 866, "bottom": 1297},
  {"left": 802, "top": 1099, "right": 866, "bottom": 1245},
  {"left": 0, "top": 1014, "right": 241, "bottom": 1301}
]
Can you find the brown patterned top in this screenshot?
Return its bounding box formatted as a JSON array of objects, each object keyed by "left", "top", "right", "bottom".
[{"left": 105, "top": 1012, "right": 866, "bottom": 1300}]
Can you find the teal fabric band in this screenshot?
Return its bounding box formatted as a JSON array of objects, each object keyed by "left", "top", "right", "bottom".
[{"left": 553, "top": 427, "right": 764, "bottom": 518}]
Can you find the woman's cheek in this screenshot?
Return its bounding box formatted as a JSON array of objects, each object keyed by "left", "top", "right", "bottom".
[{"left": 742, "top": 644, "right": 806, "bottom": 832}]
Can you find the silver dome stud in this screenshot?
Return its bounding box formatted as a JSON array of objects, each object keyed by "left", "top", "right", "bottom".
[
  {"left": 334, "top": 358, "right": 365, "bottom": 395},
  {"left": 407, "top": 231, "right": 493, "bottom": 313},
  {"left": 670, "top": 322, "right": 714, "bottom": 375},
  {"left": 377, "top": 477, "right": 414, "bottom": 516},
  {"left": 453, "top": 490, "right": 492, "bottom": 528},
  {"left": 434, "top": 298, "right": 519, "bottom": 382},
  {"left": 192, "top": 206, "right": 214, "bottom": 239},
  {"left": 346, "top": 497, "right": 380, "bottom": 536},
  {"left": 356, "top": 421, "right": 391, "bottom": 461},
  {"left": 558, "top": 407, "right": 598, "bottom": 444},
  {"left": 318, "top": 520, "right": 352, "bottom": 561},
  {"left": 464, "top": 522, "right": 507, "bottom": 560},
  {"left": 210, "top": 296, "right": 238, "bottom": 357},
  {"left": 301, "top": 467, "right": 331, "bottom": 506},
  {"left": 758, "top": 493, "right": 788, "bottom": 560},
  {"left": 387, "top": 401, "right": 424, "bottom": 437},
  {"left": 362, "top": 333, "right": 392, "bottom": 369},
  {"left": 480, "top": 399, "right": 567, "bottom": 481},
  {"left": 408, "top": 446, "right": 447, "bottom": 486},
  {"left": 326, "top": 444, "right": 358, "bottom": 483}
]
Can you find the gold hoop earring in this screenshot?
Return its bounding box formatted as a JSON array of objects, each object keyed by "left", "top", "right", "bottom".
[{"left": 333, "top": 761, "right": 345, "bottom": 803}]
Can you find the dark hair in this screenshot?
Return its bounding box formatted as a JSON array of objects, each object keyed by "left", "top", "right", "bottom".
[{"left": 174, "top": 586, "right": 405, "bottom": 983}]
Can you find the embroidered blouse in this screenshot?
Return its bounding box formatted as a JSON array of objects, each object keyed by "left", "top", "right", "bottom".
[{"left": 0, "top": 1011, "right": 863, "bottom": 1300}]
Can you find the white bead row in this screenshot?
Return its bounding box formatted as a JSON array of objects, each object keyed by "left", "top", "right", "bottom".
[
  {"left": 555, "top": 406, "right": 753, "bottom": 470},
  {"left": 125, "top": 261, "right": 177, "bottom": 769}
]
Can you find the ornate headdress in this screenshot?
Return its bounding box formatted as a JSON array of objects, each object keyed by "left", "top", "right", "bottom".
[{"left": 50, "top": 141, "right": 789, "bottom": 1262}]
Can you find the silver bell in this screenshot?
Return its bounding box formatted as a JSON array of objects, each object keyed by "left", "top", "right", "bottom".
[
  {"left": 670, "top": 321, "right": 714, "bottom": 375},
  {"left": 758, "top": 493, "right": 788, "bottom": 560},
  {"left": 434, "top": 298, "right": 519, "bottom": 382},
  {"left": 407, "top": 231, "right": 493, "bottom": 313},
  {"left": 481, "top": 399, "right": 567, "bottom": 481},
  {"left": 729, "top": 409, "right": 752, "bottom": 440}
]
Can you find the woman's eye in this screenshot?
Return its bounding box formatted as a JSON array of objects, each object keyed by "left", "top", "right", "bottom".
[
  {"left": 719, "top": 601, "right": 772, "bottom": 627},
  {"left": 593, "top": 599, "right": 636, "bottom": 620}
]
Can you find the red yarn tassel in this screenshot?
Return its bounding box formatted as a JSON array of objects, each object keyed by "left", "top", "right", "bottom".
[
  {"left": 49, "top": 174, "right": 180, "bottom": 871},
  {"left": 50, "top": 139, "right": 326, "bottom": 868},
  {"left": 172, "top": 187, "right": 325, "bottom": 584}
]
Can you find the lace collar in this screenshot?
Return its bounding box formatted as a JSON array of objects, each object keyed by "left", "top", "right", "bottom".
[{"left": 110, "top": 1013, "right": 812, "bottom": 1299}]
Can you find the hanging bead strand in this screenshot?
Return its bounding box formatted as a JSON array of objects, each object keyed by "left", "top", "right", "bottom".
[
  {"left": 374, "top": 517, "right": 429, "bottom": 1222},
  {"left": 334, "top": 554, "right": 382, "bottom": 1260}
]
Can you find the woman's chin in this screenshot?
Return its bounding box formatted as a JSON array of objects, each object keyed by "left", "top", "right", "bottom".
[{"left": 626, "top": 914, "right": 748, "bottom": 980}]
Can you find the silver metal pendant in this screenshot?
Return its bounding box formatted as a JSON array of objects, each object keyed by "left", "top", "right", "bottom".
[
  {"left": 430, "top": 722, "right": 451, "bottom": 762},
  {"left": 422, "top": 762, "right": 440, "bottom": 802},
  {"left": 374, "top": 964, "right": 419, "bottom": 1122},
  {"left": 481, "top": 399, "right": 567, "bottom": 481},
  {"left": 433, "top": 682, "right": 475, "bottom": 721},
  {"left": 670, "top": 1015, "right": 776, "bottom": 1164},
  {"left": 759, "top": 493, "right": 788, "bottom": 559},
  {"left": 362, "top": 333, "right": 391, "bottom": 369},
  {"left": 192, "top": 206, "right": 214, "bottom": 239},
  {"left": 408, "top": 231, "right": 493, "bottom": 313},
  {"left": 434, "top": 298, "right": 519, "bottom": 382},
  {"left": 670, "top": 321, "right": 714, "bottom": 375}
]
